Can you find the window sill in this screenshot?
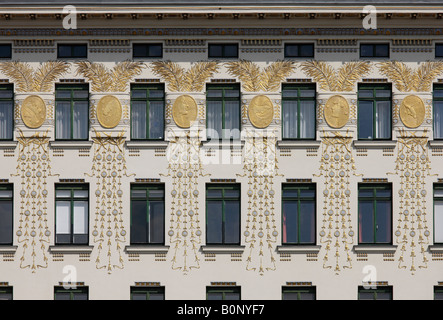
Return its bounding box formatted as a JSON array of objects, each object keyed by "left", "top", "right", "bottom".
[
  {"left": 48, "top": 245, "right": 94, "bottom": 254},
  {"left": 276, "top": 245, "right": 321, "bottom": 254},
  {"left": 353, "top": 140, "right": 397, "bottom": 149},
  {"left": 428, "top": 245, "right": 443, "bottom": 253},
  {"left": 0, "top": 141, "right": 17, "bottom": 149},
  {"left": 277, "top": 140, "right": 321, "bottom": 149},
  {"left": 201, "top": 140, "right": 244, "bottom": 148},
  {"left": 124, "top": 245, "right": 170, "bottom": 254},
  {"left": 0, "top": 245, "right": 18, "bottom": 254},
  {"left": 352, "top": 244, "right": 397, "bottom": 253},
  {"left": 125, "top": 141, "right": 169, "bottom": 149},
  {"left": 429, "top": 140, "right": 443, "bottom": 148},
  {"left": 200, "top": 245, "right": 245, "bottom": 254},
  {"left": 50, "top": 141, "right": 93, "bottom": 149}
]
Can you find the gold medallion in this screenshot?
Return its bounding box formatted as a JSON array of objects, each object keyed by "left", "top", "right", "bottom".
[
  {"left": 97, "top": 95, "right": 122, "bottom": 129},
  {"left": 21, "top": 95, "right": 47, "bottom": 129},
  {"left": 400, "top": 95, "right": 425, "bottom": 129},
  {"left": 172, "top": 95, "right": 198, "bottom": 128},
  {"left": 248, "top": 95, "right": 274, "bottom": 129},
  {"left": 324, "top": 95, "right": 349, "bottom": 129}
]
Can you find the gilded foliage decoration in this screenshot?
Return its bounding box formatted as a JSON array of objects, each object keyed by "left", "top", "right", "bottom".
[
  {"left": 225, "top": 60, "right": 296, "bottom": 92},
  {"left": 151, "top": 61, "right": 220, "bottom": 92},
  {"left": 0, "top": 61, "right": 70, "bottom": 92},
  {"left": 301, "top": 60, "right": 371, "bottom": 92},
  {"left": 75, "top": 60, "right": 145, "bottom": 92},
  {"left": 378, "top": 61, "right": 443, "bottom": 92}
]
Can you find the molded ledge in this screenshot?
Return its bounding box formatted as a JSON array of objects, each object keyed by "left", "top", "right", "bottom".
[
  {"left": 50, "top": 141, "right": 93, "bottom": 149},
  {"left": 276, "top": 245, "right": 321, "bottom": 254},
  {"left": 0, "top": 245, "right": 18, "bottom": 254},
  {"left": 0, "top": 141, "right": 17, "bottom": 149},
  {"left": 353, "top": 140, "right": 397, "bottom": 149},
  {"left": 352, "top": 244, "right": 397, "bottom": 253},
  {"left": 277, "top": 140, "right": 321, "bottom": 149},
  {"left": 124, "top": 245, "right": 170, "bottom": 254},
  {"left": 125, "top": 141, "right": 169, "bottom": 149},
  {"left": 200, "top": 245, "right": 245, "bottom": 254},
  {"left": 428, "top": 245, "right": 443, "bottom": 253},
  {"left": 48, "top": 245, "right": 94, "bottom": 254}
]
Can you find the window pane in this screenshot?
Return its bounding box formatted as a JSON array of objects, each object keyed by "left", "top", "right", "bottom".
[
  {"left": 282, "top": 292, "right": 299, "bottom": 300},
  {"left": 207, "top": 201, "right": 223, "bottom": 244},
  {"left": 375, "top": 44, "right": 389, "bottom": 57},
  {"left": 58, "top": 45, "right": 72, "bottom": 58},
  {"left": 434, "top": 101, "right": 443, "bottom": 139},
  {"left": 224, "top": 101, "right": 240, "bottom": 140},
  {"left": 73, "top": 101, "right": 88, "bottom": 140},
  {"left": 207, "top": 89, "right": 223, "bottom": 98},
  {"left": 376, "top": 291, "right": 392, "bottom": 300},
  {"left": 149, "top": 45, "right": 163, "bottom": 57},
  {"left": 149, "top": 101, "right": 164, "bottom": 139},
  {"left": 437, "top": 44, "right": 443, "bottom": 57},
  {"left": 0, "top": 101, "right": 13, "bottom": 140},
  {"left": 0, "top": 201, "right": 13, "bottom": 244},
  {"left": 132, "top": 90, "right": 147, "bottom": 99},
  {"left": 375, "top": 200, "right": 391, "bottom": 243},
  {"left": 72, "top": 45, "right": 87, "bottom": 58},
  {"left": 224, "top": 189, "right": 240, "bottom": 198},
  {"left": 300, "top": 89, "right": 315, "bottom": 98},
  {"left": 73, "top": 201, "right": 88, "bottom": 235},
  {"left": 56, "top": 101, "right": 71, "bottom": 140},
  {"left": 360, "top": 44, "right": 373, "bottom": 57},
  {"left": 56, "top": 201, "right": 71, "bottom": 235},
  {"left": 55, "top": 292, "right": 71, "bottom": 300},
  {"left": 358, "top": 100, "right": 374, "bottom": 139},
  {"left": 283, "top": 100, "right": 298, "bottom": 139},
  {"left": 132, "top": 101, "right": 147, "bottom": 140},
  {"left": 207, "top": 189, "right": 222, "bottom": 198},
  {"left": 224, "top": 45, "right": 238, "bottom": 58},
  {"left": 375, "top": 89, "right": 391, "bottom": 98},
  {"left": 359, "top": 200, "right": 374, "bottom": 243},
  {"left": 299, "top": 100, "right": 315, "bottom": 139},
  {"left": 300, "top": 291, "right": 316, "bottom": 300},
  {"left": 72, "top": 292, "right": 88, "bottom": 300},
  {"left": 359, "top": 90, "right": 373, "bottom": 98},
  {"left": 207, "top": 292, "right": 223, "bottom": 300},
  {"left": 132, "top": 293, "right": 147, "bottom": 300},
  {"left": 209, "top": 45, "right": 223, "bottom": 58},
  {"left": 73, "top": 190, "right": 88, "bottom": 198},
  {"left": 375, "top": 101, "right": 391, "bottom": 139},
  {"left": 149, "top": 293, "right": 165, "bottom": 300},
  {"left": 282, "top": 89, "right": 299, "bottom": 98},
  {"left": 224, "top": 89, "right": 240, "bottom": 98},
  {"left": 299, "top": 44, "right": 314, "bottom": 57},
  {"left": 0, "top": 190, "right": 12, "bottom": 198},
  {"left": 207, "top": 101, "right": 222, "bottom": 140},
  {"left": 56, "top": 190, "right": 71, "bottom": 198},
  {"left": 282, "top": 201, "right": 298, "bottom": 243},
  {"left": 131, "top": 200, "right": 147, "bottom": 243},
  {"left": 0, "top": 44, "right": 11, "bottom": 58},
  {"left": 149, "top": 201, "right": 164, "bottom": 244},
  {"left": 224, "top": 292, "right": 240, "bottom": 300},
  {"left": 359, "top": 189, "right": 373, "bottom": 198},
  {"left": 56, "top": 90, "right": 71, "bottom": 99},
  {"left": 435, "top": 201, "right": 443, "bottom": 243},
  {"left": 359, "top": 291, "right": 374, "bottom": 300},
  {"left": 224, "top": 201, "right": 240, "bottom": 244},
  {"left": 285, "top": 44, "right": 299, "bottom": 57},
  {"left": 299, "top": 201, "right": 315, "bottom": 243}
]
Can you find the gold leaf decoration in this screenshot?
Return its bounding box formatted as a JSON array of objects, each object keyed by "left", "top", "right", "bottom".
[
  {"left": 183, "top": 61, "right": 220, "bottom": 92},
  {"left": 75, "top": 60, "right": 145, "bottom": 92},
  {"left": 378, "top": 61, "right": 414, "bottom": 92},
  {"left": 225, "top": 60, "right": 262, "bottom": 92},
  {"left": 413, "top": 61, "right": 443, "bottom": 92},
  {"left": 261, "top": 60, "right": 296, "bottom": 92},
  {"left": 300, "top": 60, "right": 336, "bottom": 91},
  {"left": 0, "top": 61, "right": 69, "bottom": 92}
]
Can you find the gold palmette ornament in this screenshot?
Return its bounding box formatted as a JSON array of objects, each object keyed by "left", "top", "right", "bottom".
[
  {"left": 21, "top": 95, "right": 47, "bottom": 129},
  {"left": 96, "top": 95, "right": 122, "bottom": 129},
  {"left": 324, "top": 95, "right": 349, "bottom": 129},
  {"left": 248, "top": 95, "right": 274, "bottom": 129},
  {"left": 172, "top": 95, "right": 198, "bottom": 128},
  {"left": 399, "top": 95, "right": 425, "bottom": 129}
]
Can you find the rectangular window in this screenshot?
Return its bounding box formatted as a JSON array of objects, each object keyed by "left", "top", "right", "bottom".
[
  {"left": 433, "top": 85, "right": 443, "bottom": 139},
  {"left": 0, "top": 44, "right": 11, "bottom": 59},
  {"left": 55, "top": 184, "right": 89, "bottom": 245},
  {"left": 207, "top": 286, "right": 241, "bottom": 300},
  {"left": 434, "top": 286, "right": 443, "bottom": 300},
  {"left": 133, "top": 43, "right": 163, "bottom": 58},
  {"left": 358, "top": 184, "right": 392, "bottom": 244},
  {"left": 282, "top": 184, "right": 316, "bottom": 244},
  {"left": 282, "top": 286, "right": 316, "bottom": 300},
  {"left": 130, "top": 184, "right": 165, "bottom": 245},
  {"left": 0, "top": 287, "right": 12, "bottom": 300},
  {"left": 0, "top": 84, "right": 14, "bottom": 140},
  {"left": 208, "top": 43, "right": 238, "bottom": 59},
  {"left": 434, "top": 184, "right": 443, "bottom": 244},
  {"left": 54, "top": 286, "right": 88, "bottom": 300},
  {"left": 358, "top": 286, "right": 393, "bottom": 300},
  {"left": 358, "top": 84, "right": 392, "bottom": 140},
  {"left": 55, "top": 85, "right": 89, "bottom": 140},
  {"left": 0, "top": 184, "right": 13, "bottom": 245},
  {"left": 130, "top": 84, "right": 165, "bottom": 140},
  {"left": 57, "top": 44, "right": 88, "bottom": 59},
  {"left": 284, "top": 43, "right": 314, "bottom": 58},
  {"left": 206, "top": 84, "right": 241, "bottom": 140},
  {"left": 360, "top": 43, "right": 389, "bottom": 58},
  {"left": 282, "top": 84, "right": 316, "bottom": 139},
  {"left": 131, "top": 286, "right": 165, "bottom": 300},
  {"left": 206, "top": 184, "right": 240, "bottom": 245},
  {"left": 436, "top": 43, "right": 443, "bottom": 58}
]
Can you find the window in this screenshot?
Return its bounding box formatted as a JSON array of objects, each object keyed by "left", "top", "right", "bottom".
[
  {"left": 434, "top": 286, "right": 443, "bottom": 300},
  {"left": 433, "top": 85, "right": 443, "bottom": 139},
  {"left": 0, "top": 44, "right": 11, "bottom": 59},
  {"left": 358, "top": 184, "right": 392, "bottom": 244},
  {"left": 54, "top": 286, "right": 88, "bottom": 300},
  {"left": 208, "top": 43, "right": 238, "bottom": 59},
  {"left": 0, "top": 184, "right": 13, "bottom": 245},
  {"left": 207, "top": 286, "right": 241, "bottom": 300},
  {"left": 131, "top": 286, "right": 165, "bottom": 300},
  {"left": 0, "top": 287, "right": 12, "bottom": 300},
  {"left": 282, "top": 286, "right": 316, "bottom": 300},
  {"left": 55, "top": 85, "right": 89, "bottom": 140},
  {"left": 55, "top": 184, "right": 89, "bottom": 245},
  {"left": 282, "top": 184, "right": 316, "bottom": 244},
  {"left": 0, "top": 85, "right": 14, "bottom": 140},
  {"left": 358, "top": 286, "right": 393, "bottom": 300},
  {"left": 282, "top": 84, "right": 316, "bottom": 139},
  {"left": 133, "top": 43, "right": 163, "bottom": 58},
  {"left": 436, "top": 43, "right": 443, "bottom": 58},
  {"left": 206, "top": 84, "right": 241, "bottom": 140},
  {"left": 358, "top": 84, "right": 392, "bottom": 140},
  {"left": 434, "top": 184, "right": 443, "bottom": 244},
  {"left": 284, "top": 43, "right": 314, "bottom": 58},
  {"left": 360, "top": 43, "right": 389, "bottom": 58},
  {"left": 130, "top": 84, "right": 165, "bottom": 140},
  {"left": 206, "top": 184, "right": 240, "bottom": 245},
  {"left": 57, "top": 44, "right": 88, "bottom": 59},
  {"left": 130, "top": 184, "right": 165, "bottom": 245}
]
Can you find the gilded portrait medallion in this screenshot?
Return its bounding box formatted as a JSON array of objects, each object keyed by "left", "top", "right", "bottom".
[
  {"left": 399, "top": 95, "right": 425, "bottom": 129},
  {"left": 97, "top": 95, "right": 122, "bottom": 129},
  {"left": 21, "top": 95, "right": 47, "bottom": 129},
  {"left": 172, "top": 95, "right": 198, "bottom": 128},
  {"left": 248, "top": 95, "right": 274, "bottom": 129},
  {"left": 324, "top": 95, "right": 349, "bottom": 129}
]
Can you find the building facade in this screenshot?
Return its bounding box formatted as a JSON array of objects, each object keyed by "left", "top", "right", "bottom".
[{"left": 0, "top": 0, "right": 443, "bottom": 300}]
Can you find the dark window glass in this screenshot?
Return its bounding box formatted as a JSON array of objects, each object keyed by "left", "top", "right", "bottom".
[
  {"left": 55, "top": 185, "right": 89, "bottom": 245},
  {"left": 358, "top": 286, "right": 392, "bottom": 300},
  {"left": 358, "top": 84, "right": 392, "bottom": 140},
  {"left": 0, "top": 185, "right": 13, "bottom": 245},
  {"left": 282, "top": 286, "right": 316, "bottom": 300},
  {"left": 0, "top": 287, "right": 12, "bottom": 300},
  {"left": 206, "top": 184, "right": 240, "bottom": 245},
  {"left": 208, "top": 44, "right": 238, "bottom": 58},
  {"left": 54, "top": 287, "right": 88, "bottom": 300},
  {"left": 360, "top": 44, "right": 389, "bottom": 58},
  {"left": 436, "top": 44, "right": 443, "bottom": 58},
  {"left": 131, "top": 287, "right": 165, "bottom": 300},
  {"left": 434, "top": 185, "right": 443, "bottom": 244},
  {"left": 207, "top": 287, "right": 240, "bottom": 300},
  {"left": 434, "top": 286, "right": 443, "bottom": 300},
  {"left": 131, "top": 84, "right": 165, "bottom": 140},
  {"left": 358, "top": 184, "right": 392, "bottom": 244},
  {"left": 0, "top": 85, "right": 14, "bottom": 140},
  {"left": 434, "top": 85, "right": 443, "bottom": 139},
  {"left": 57, "top": 44, "right": 88, "bottom": 59},
  {"left": 130, "top": 185, "right": 165, "bottom": 245},
  {"left": 284, "top": 43, "right": 315, "bottom": 58},
  {"left": 133, "top": 43, "right": 163, "bottom": 58},
  {"left": 0, "top": 44, "right": 11, "bottom": 59},
  {"left": 55, "top": 85, "right": 89, "bottom": 140}
]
